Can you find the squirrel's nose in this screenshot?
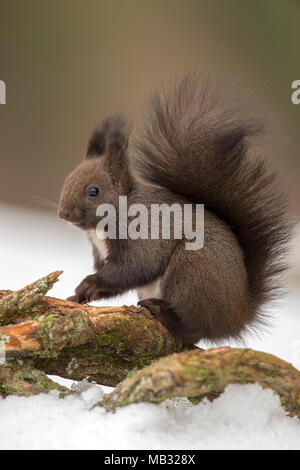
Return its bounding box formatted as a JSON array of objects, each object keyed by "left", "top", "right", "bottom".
[
  {"left": 58, "top": 207, "right": 84, "bottom": 222},
  {"left": 58, "top": 208, "right": 70, "bottom": 221}
]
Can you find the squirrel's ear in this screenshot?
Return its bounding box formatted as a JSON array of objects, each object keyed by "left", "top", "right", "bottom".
[{"left": 86, "top": 115, "right": 129, "bottom": 159}]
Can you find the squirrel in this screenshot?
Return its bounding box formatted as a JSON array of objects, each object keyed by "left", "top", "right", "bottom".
[{"left": 58, "top": 74, "right": 290, "bottom": 345}]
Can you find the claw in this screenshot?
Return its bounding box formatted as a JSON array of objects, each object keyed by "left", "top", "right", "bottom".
[
  {"left": 67, "top": 295, "right": 79, "bottom": 303},
  {"left": 71, "top": 274, "right": 102, "bottom": 303}
]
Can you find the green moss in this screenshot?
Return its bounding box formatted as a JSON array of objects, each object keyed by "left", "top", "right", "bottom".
[
  {"left": 0, "top": 362, "right": 69, "bottom": 398},
  {"left": 184, "top": 365, "right": 218, "bottom": 386},
  {"left": 0, "top": 333, "right": 10, "bottom": 347},
  {"left": 38, "top": 310, "right": 92, "bottom": 354},
  {"left": 126, "top": 367, "right": 139, "bottom": 378},
  {"left": 264, "top": 369, "right": 274, "bottom": 377},
  {"left": 280, "top": 396, "right": 287, "bottom": 406},
  {"left": 95, "top": 329, "right": 127, "bottom": 354},
  {"left": 187, "top": 397, "right": 201, "bottom": 405},
  {"left": 156, "top": 334, "right": 165, "bottom": 353}
]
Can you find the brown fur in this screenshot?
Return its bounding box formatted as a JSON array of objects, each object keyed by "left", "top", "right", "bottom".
[{"left": 58, "top": 74, "right": 291, "bottom": 344}]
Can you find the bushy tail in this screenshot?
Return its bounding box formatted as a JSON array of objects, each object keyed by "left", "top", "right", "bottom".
[{"left": 133, "top": 74, "right": 291, "bottom": 309}]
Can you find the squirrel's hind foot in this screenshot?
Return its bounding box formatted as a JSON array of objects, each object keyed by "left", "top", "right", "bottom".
[{"left": 138, "top": 298, "right": 195, "bottom": 345}]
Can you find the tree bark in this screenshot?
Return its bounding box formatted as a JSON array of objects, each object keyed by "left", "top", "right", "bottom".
[
  {"left": 0, "top": 361, "right": 69, "bottom": 398},
  {"left": 0, "top": 271, "right": 62, "bottom": 325},
  {"left": 1, "top": 272, "right": 300, "bottom": 422},
  {"left": 0, "top": 272, "right": 191, "bottom": 391},
  {"left": 100, "top": 347, "right": 300, "bottom": 418}
]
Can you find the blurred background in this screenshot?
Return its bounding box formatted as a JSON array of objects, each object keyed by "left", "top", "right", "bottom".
[
  {"left": 0, "top": 0, "right": 300, "bottom": 361},
  {"left": 0, "top": 0, "right": 300, "bottom": 207}
]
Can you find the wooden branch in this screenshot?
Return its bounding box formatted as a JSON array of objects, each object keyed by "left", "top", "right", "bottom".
[
  {"left": 2, "top": 271, "right": 300, "bottom": 421},
  {"left": 0, "top": 361, "right": 69, "bottom": 398},
  {"left": 0, "top": 271, "right": 62, "bottom": 325},
  {"left": 0, "top": 273, "right": 192, "bottom": 390},
  {"left": 100, "top": 347, "right": 300, "bottom": 418}
]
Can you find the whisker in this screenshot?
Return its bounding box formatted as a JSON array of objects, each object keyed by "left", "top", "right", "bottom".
[{"left": 26, "top": 194, "right": 59, "bottom": 212}]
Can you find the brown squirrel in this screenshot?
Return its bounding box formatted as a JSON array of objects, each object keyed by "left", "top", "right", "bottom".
[{"left": 58, "top": 74, "right": 290, "bottom": 344}]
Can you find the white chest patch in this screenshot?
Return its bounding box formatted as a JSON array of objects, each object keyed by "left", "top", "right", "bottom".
[
  {"left": 137, "top": 277, "right": 162, "bottom": 301},
  {"left": 89, "top": 229, "right": 109, "bottom": 263}
]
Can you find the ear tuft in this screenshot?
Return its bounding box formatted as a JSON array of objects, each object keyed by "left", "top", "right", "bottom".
[{"left": 86, "top": 114, "right": 129, "bottom": 159}]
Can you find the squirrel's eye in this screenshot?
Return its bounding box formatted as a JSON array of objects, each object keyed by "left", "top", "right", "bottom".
[{"left": 87, "top": 186, "right": 99, "bottom": 198}]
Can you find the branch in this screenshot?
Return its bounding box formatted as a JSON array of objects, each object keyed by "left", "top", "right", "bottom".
[
  {"left": 0, "top": 271, "right": 62, "bottom": 325},
  {"left": 0, "top": 361, "right": 69, "bottom": 398},
  {"left": 2, "top": 271, "right": 300, "bottom": 422},
  {"left": 100, "top": 347, "right": 300, "bottom": 418},
  {"left": 0, "top": 273, "right": 192, "bottom": 389}
]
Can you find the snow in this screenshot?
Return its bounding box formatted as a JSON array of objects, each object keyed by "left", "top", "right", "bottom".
[
  {"left": 1, "top": 384, "right": 299, "bottom": 450},
  {"left": 1, "top": 204, "right": 300, "bottom": 450}
]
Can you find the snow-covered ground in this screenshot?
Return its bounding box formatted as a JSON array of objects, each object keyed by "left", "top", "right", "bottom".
[{"left": 1, "top": 204, "right": 300, "bottom": 449}]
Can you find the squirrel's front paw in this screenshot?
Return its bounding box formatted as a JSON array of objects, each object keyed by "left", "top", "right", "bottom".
[{"left": 70, "top": 274, "right": 102, "bottom": 304}]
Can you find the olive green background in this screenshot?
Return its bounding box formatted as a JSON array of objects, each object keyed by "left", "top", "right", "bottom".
[{"left": 0, "top": 0, "right": 299, "bottom": 210}]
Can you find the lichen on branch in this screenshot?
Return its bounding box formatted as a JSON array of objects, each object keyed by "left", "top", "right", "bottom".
[
  {"left": 0, "top": 273, "right": 191, "bottom": 388},
  {"left": 1, "top": 271, "right": 300, "bottom": 423},
  {"left": 0, "top": 271, "right": 62, "bottom": 325},
  {"left": 99, "top": 347, "right": 300, "bottom": 418}
]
